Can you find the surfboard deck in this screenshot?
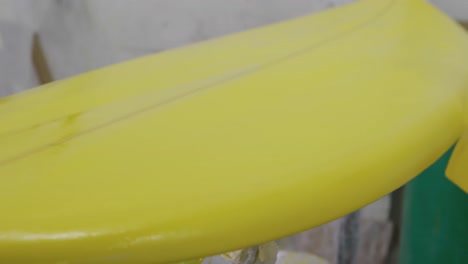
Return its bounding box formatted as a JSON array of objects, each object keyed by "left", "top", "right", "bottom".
[{"left": 0, "top": 0, "right": 467, "bottom": 263}]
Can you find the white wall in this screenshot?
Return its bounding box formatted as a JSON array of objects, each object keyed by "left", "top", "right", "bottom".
[
  {"left": 34, "top": 0, "right": 468, "bottom": 80},
  {"left": 431, "top": 0, "right": 468, "bottom": 20},
  {"left": 0, "top": 0, "right": 43, "bottom": 96},
  {"left": 1, "top": 0, "right": 467, "bottom": 85},
  {"left": 37, "top": 0, "right": 354, "bottom": 79}
]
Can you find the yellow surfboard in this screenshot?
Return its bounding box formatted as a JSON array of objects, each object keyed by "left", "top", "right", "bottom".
[{"left": 1, "top": 0, "right": 467, "bottom": 263}]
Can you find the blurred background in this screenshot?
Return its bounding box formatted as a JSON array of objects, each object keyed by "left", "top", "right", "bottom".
[
  {"left": 1, "top": 0, "right": 467, "bottom": 95},
  {"left": 0, "top": 1, "right": 467, "bottom": 264}
]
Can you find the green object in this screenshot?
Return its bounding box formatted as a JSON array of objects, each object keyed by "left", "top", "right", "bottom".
[{"left": 400, "top": 149, "right": 468, "bottom": 264}]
